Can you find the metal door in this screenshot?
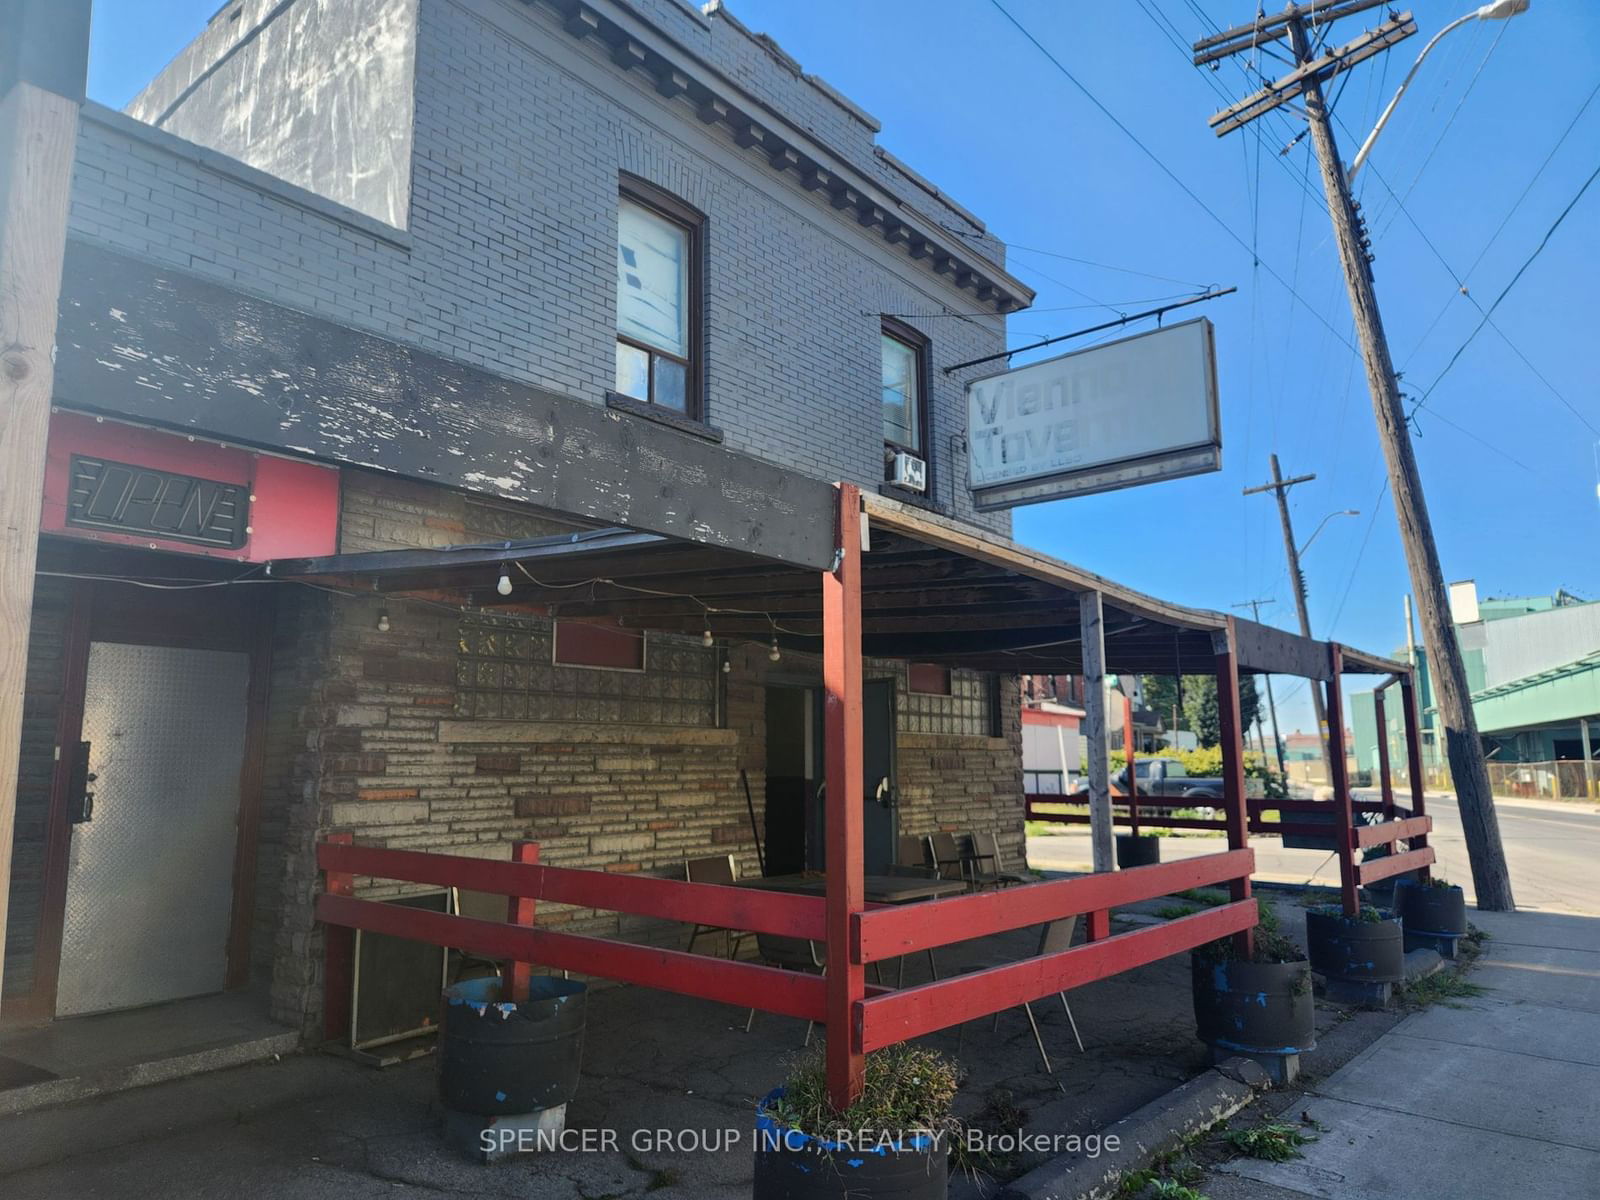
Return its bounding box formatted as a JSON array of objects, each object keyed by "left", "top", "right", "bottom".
[
  {"left": 861, "top": 680, "right": 897, "bottom": 875},
  {"left": 55, "top": 642, "right": 250, "bottom": 1016},
  {"left": 808, "top": 680, "right": 898, "bottom": 874}
]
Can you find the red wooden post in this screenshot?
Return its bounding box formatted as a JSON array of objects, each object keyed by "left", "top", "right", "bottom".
[
  {"left": 1325, "top": 646, "right": 1360, "bottom": 916},
  {"left": 1374, "top": 689, "right": 1396, "bottom": 819},
  {"left": 505, "top": 840, "right": 539, "bottom": 1001},
  {"left": 1400, "top": 673, "right": 1431, "bottom": 882},
  {"left": 322, "top": 832, "right": 355, "bottom": 1042},
  {"left": 823, "top": 483, "right": 865, "bottom": 1110},
  {"left": 1214, "top": 622, "right": 1254, "bottom": 959},
  {"left": 1085, "top": 909, "right": 1111, "bottom": 942},
  {"left": 1123, "top": 693, "right": 1140, "bottom": 838}
]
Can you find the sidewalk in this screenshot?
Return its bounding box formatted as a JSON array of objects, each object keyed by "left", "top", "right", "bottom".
[{"left": 1205, "top": 907, "right": 1600, "bottom": 1199}]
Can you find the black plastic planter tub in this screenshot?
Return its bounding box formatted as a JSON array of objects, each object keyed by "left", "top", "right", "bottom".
[
  {"left": 753, "top": 1090, "right": 947, "bottom": 1200},
  {"left": 439, "top": 976, "right": 587, "bottom": 1116},
  {"left": 1282, "top": 809, "right": 1340, "bottom": 851},
  {"left": 1192, "top": 955, "right": 1316, "bottom": 1055},
  {"left": 1305, "top": 907, "right": 1404, "bottom": 983},
  {"left": 1396, "top": 880, "right": 1467, "bottom": 935},
  {"left": 1115, "top": 834, "right": 1161, "bottom": 869}
]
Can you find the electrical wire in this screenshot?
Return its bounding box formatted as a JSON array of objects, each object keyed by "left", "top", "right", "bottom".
[
  {"left": 1414, "top": 160, "right": 1600, "bottom": 414},
  {"left": 988, "top": 0, "right": 1358, "bottom": 356}
]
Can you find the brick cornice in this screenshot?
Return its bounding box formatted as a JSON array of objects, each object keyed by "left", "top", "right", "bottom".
[{"left": 529, "top": 0, "right": 1033, "bottom": 314}]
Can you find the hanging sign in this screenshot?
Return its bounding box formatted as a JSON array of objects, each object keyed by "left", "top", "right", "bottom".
[{"left": 966, "top": 318, "right": 1221, "bottom": 510}]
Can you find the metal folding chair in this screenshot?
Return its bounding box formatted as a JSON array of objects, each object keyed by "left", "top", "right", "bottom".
[
  {"left": 744, "top": 932, "right": 824, "bottom": 1045},
  {"left": 685, "top": 854, "right": 747, "bottom": 958},
  {"left": 959, "top": 916, "right": 1085, "bottom": 1074}
]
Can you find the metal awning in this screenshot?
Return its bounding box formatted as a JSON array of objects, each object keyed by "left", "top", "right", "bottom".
[{"left": 269, "top": 492, "right": 1406, "bottom": 680}]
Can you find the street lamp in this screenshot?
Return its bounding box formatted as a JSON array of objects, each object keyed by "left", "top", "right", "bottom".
[
  {"left": 1347, "top": 0, "right": 1530, "bottom": 183},
  {"left": 1298, "top": 509, "right": 1359, "bottom": 557}
]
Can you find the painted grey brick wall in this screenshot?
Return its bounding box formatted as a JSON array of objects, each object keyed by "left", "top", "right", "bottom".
[{"left": 66, "top": 0, "right": 1015, "bottom": 535}]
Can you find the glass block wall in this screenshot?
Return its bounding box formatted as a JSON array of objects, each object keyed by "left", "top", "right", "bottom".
[{"left": 456, "top": 612, "right": 717, "bottom": 726}]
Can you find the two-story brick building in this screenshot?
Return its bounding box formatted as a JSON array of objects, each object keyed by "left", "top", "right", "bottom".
[{"left": 3, "top": 0, "right": 1047, "bottom": 1040}]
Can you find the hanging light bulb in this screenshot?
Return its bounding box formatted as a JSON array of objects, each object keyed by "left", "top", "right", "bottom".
[
  {"left": 496, "top": 565, "right": 513, "bottom": 596},
  {"left": 768, "top": 637, "right": 781, "bottom": 663},
  {"left": 721, "top": 657, "right": 732, "bottom": 674},
  {"left": 376, "top": 610, "right": 390, "bottom": 633},
  {"left": 701, "top": 628, "right": 714, "bottom": 648}
]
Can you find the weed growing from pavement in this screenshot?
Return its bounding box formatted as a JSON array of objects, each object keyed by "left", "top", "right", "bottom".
[
  {"left": 1223, "top": 1121, "right": 1316, "bottom": 1161},
  {"left": 1116, "top": 1151, "right": 1208, "bottom": 1199},
  {"left": 1400, "top": 969, "right": 1486, "bottom": 1010},
  {"left": 1174, "top": 889, "right": 1229, "bottom": 907},
  {"left": 1155, "top": 904, "right": 1200, "bottom": 920}
]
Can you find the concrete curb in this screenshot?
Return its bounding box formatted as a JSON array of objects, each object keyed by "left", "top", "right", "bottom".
[
  {"left": 995, "top": 1058, "right": 1271, "bottom": 1200},
  {"left": 0, "top": 1029, "right": 301, "bottom": 1117}
]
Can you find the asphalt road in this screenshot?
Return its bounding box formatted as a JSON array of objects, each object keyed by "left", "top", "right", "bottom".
[{"left": 1027, "top": 791, "right": 1600, "bottom": 915}]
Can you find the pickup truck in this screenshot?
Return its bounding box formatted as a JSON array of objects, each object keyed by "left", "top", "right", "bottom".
[{"left": 1071, "top": 757, "right": 1225, "bottom": 802}]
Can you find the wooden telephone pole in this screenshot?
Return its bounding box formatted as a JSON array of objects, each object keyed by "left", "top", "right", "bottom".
[
  {"left": 1197, "top": 0, "right": 1514, "bottom": 908},
  {"left": 0, "top": 0, "right": 92, "bottom": 1001},
  {"left": 1242, "top": 456, "right": 1331, "bottom": 780}
]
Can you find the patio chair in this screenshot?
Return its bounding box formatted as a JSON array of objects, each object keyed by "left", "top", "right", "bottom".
[
  {"left": 965, "top": 830, "right": 1027, "bottom": 891},
  {"left": 958, "top": 916, "right": 1085, "bottom": 1074},
  {"left": 685, "top": 854, "right": 748, "bottom": 959},
  {"left": 744, "top": 932, "right": 824, "bottom": 1045},
  {"left": 928, "top": 831, "right": 972, "bottom": 886},
  {"left": 897, "top": 833, "right": 933, "bottom": 870},
  {"left": 884, "top": 864, "right": 944, "bottom": 986}
]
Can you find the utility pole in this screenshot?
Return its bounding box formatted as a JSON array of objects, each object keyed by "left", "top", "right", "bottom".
[
  {"left": 1197, "top": 0, "right": 1515, "bottom": 909},
  {"left": 1233, "top": 598, "right": 1288, "bottom": 777},
  {"left": 1243, "top": 457, "right": 1331, "bottom": 780}
]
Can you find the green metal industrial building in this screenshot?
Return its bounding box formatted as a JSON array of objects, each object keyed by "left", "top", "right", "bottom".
[{"left": 1353, "top": 583, "right": 1599, "bottom": 799}]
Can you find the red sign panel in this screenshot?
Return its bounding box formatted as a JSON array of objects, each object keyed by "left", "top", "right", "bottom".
[{"left": 42, "top": 411, "right": 340, "bottom": 562}]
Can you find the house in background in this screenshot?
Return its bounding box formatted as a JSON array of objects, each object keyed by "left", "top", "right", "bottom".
[{"left": 1021, "top": 675, "right": 1084, "bottom": 794}]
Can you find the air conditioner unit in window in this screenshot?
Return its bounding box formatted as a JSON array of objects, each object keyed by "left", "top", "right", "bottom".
[{"left": 889, "top": 451, "right": 927, "bottom": 493}]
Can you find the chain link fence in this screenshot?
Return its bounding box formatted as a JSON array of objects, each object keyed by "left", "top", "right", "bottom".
[{"left": 1487, "top": 760, "right": 1599, "bottom": 801}]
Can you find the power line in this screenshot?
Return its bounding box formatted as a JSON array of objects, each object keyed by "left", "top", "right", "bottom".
[
  {"left": 1335, "top": 114, "right": 1600, "bottom": 441},
  {"left": 1416, "top": 160, "right": 1600, "bottom": 412},
  {"left": 1402, "top": 77, "right": 1600, "bottom": 367},
  {"left": 988, "top": 0, "right": 1359, "bottom": 355}
]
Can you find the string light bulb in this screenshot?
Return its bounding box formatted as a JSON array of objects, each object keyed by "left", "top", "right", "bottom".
[
  {"left": 701, "top": 628, "right": 714, "bottom": 648},
  {"left": 768, "top": 637, "right": 781, "bottom": 663},
  {"left": 376, "top": 610, "right": 390, "bottom": 633},
  {"left": 721, "top": 658, "right": 732, "bottom": 674},
  {"left": 496, "top": 565, "right": 513, "bottom": 596}
]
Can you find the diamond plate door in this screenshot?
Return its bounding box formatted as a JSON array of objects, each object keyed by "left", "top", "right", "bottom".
[{"left": 55, "top": 642, "right": 251, "bottom": 1017}]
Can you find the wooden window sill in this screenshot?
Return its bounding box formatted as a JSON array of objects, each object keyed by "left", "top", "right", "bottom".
[{"left": 605, "top": 392, "right": 723, "bottom": 443}]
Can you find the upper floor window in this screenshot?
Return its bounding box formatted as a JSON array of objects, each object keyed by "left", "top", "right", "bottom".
[
  {"left": 880, "top": 317, "right": 928, "bottom": 480},
  {"left": 615, "top": 179, "right": 702, "bottom": 415}
]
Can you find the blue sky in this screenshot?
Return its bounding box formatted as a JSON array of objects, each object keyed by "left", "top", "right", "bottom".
[{"left": 87, "top": 1, "right": 1600, "bottom": 733}]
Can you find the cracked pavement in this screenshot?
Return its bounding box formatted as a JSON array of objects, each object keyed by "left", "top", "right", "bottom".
[{"left": 0, "top": 901, "right": 1340, "bottom": 1198}]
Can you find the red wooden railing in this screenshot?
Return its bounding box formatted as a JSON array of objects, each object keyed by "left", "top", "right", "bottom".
[
  {"left": 852, "top": 850, "right": 1256, "bottom": 1049},
  {"left": 315, "top": 839, "right": 1257, "bottom": 1054},
  {"left": 315, "top": 836, "right": 829, "bottom": 1041}
]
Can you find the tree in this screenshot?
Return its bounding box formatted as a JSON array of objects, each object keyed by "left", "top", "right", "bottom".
[
  {"left": 1184, "top": 675, "right": 1221, "bottom": 748},
  {"left": 1238, "top": 673, "right": 1262, "bottom": 737}
]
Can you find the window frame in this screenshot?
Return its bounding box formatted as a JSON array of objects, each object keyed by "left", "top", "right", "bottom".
[
  {"left": 616, "top": 175, "right": 705, "bottom": 419},
  {"left": 879, "top": 315, "right": 931, "bottom": 484}
]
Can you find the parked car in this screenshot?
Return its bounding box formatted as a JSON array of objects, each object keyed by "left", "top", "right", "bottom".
[{"left": 1069, "top": 757, "right": 1225, "bottom": 802}]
